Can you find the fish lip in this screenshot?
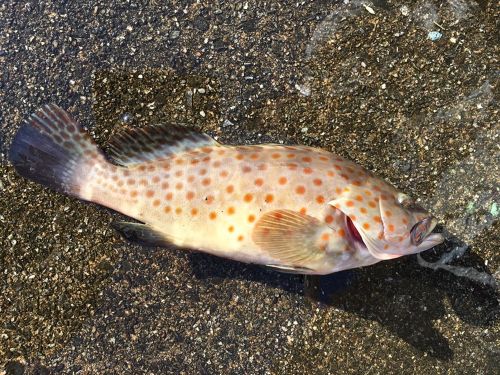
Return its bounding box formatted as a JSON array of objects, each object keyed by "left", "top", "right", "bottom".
[{"left": 421, "top": 232, "right": 445, "bottom": 248}]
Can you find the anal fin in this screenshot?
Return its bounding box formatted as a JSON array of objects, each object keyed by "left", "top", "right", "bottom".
[{"left": 113, "top": 221, "right": 173, "bottom": 248}]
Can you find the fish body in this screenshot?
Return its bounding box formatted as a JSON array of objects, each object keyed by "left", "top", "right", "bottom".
[{"left": 9, "top": 105, "right": 444, "bottom": 275}]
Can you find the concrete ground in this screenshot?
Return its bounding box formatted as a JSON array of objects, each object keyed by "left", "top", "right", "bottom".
[{"left": 0, "top": 0, "right": 498, "bottom": 373}]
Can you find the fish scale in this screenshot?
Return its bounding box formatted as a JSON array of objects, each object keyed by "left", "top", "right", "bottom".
[{"left": 8, "top": 104, "right": 444, "bottom": 275}]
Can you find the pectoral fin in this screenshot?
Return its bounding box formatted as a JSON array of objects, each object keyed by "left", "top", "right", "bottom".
[
  {"left": 112, "top": 221, "right": 173, "bottom": 248},
  {"left": 252, "top": 209, "right": 325, "bottom": 266}
]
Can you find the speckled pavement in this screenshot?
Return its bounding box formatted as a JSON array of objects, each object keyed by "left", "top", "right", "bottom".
[{"left": 0, "top": 1, "right": 498, "bottom": 374}]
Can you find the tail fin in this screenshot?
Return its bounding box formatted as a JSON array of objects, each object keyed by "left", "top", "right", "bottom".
[{"left": 8, "top": 104, "right": 107, "bottom": 199}]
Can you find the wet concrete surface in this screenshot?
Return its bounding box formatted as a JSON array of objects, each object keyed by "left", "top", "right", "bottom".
[{"left": 0, "top": 0, "right": 498, "bottom": 373}]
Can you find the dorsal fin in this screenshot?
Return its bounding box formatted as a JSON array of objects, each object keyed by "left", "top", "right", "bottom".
[{"left": 107, "top": 123, "right": 220, "bottom": 166}]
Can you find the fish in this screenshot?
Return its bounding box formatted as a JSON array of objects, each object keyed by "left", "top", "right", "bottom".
[{"left": 8, "top": 104, "right": 444, "bottom": 275}]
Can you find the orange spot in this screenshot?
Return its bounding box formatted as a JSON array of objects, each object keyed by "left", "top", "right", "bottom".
[
  {"left": 175, "top": 170, "right": 183, "bottom": 177},
  {"left": 227, "top": 207, "right": 235, "bottom": 215},
  {"left": 199, "top": 168, "right": 207, "bottom": 176},
  {"left": 380, "top": 194, "right": 389, "bottom": 201},
  {"left": 191, "top": 208, "right": 198, "bottom": 216},
  {"left": 123, "top": 170, "right": 131, "bottom": 176},
  {"left": 364, "top": 190, "right": 373, "bottom": 196},
  {"left": 242, "top": 166, "right": 252, "bottom": 173},
  {"left": 325, "top": 215, "right": 334, "bottom": 224},
  {"left": 237, "top": 235, "right": 244, "bottom": 241},
  {"left": 346, "top": 167, "right": 354, "bottom": 174},
  {"left": 161, "top": 164, "right": 171, "bottom": 171},
  {"left": 321, "top": 233, "right": 330, "bottom": 242},
  {"left": 368, "top": 201, "right": 377, "bottom": 208},
  {"left": 117, "top": 180, "right": 124, "bottom": 187},
  {"left": 402, "top": 217, "right": 409, "bottom": 225},
  {"left": 360, "top": 207, "right": 368, "bottom": 214},
  {"left": 152, "top": 176, "right": 160, "bottom": 183},
  {"left": 209, "top": 212, "right": 217, "bottom": 220},
  {"left": 296, "top": 186, "right": 306, "bottom": 195},
  {"left": 265, "top": 194, "right": 274, "bottom": 203},
  {"left": 186, "top": 191, "right": 195, "bottom": 200},
  {"left": 363, "top": 223, "right": 370, "bottom": 230},
  {"left": 176, "top": 182, "right": 183, "bottom": 190},
  {"left": 191, "top": 159, "right": 200, "bottom": 165},
  {"left": 335, "top": 188, "right": 342, "bottom": 195},
  {"left": 319, "top": 156, "right": 329, "bottom": 161},
  {"left": 374, "top": 216, "right": 382, "bottom": 223},
  {"left": 385, "top": 210, "right": 393, "bottom": 217},
  {"left": 340, "top": 174, "right": 349, "bottom": 180},
  {"left": 334, "top": 165, "right": 342, "bottom": 171},
  {"left": 257, "top": 163, "right": 268, "bottom": 171},
  {"left": 378, "top": 232, "right": 384, "bottom": 240},
  {"left": 316, "top": 195, "right": 325, "bottom": 204},
  {"left": 220, "top": 170, "right": 229, "bottom": 177},
  {"left": 201, "top": 147, "right": 212, "bottom": 153},
  {"left": 205, "top": 195, "right": 215, "bottom": 204},
  {"left": 138, "top": 165, "right": 146, "bottom": 172},
  {"left": 202, "top": 156, "right": 211, "bottom": 163},
  {"left": 175, "top": 207, "right": 182, "bottom": 215},
  {"left": 248, "top": 214, "right": 256, "bottom": 223},
  {"left": 175, "top": 159, "right": 184, "bottom": 165},
  {"left": 244, "top": 193, "right": 253, "bottom": 203},
  {"left": 278, "top": 177, "right": 287, "bottom": 185},
  {"left": 255, "top": 178, "right": 264, "bottom": 186},
  {"left": 302, "top": 156, "right": 312, "bottom": 162},
  {"left": 287, "top": 163, "right": 298, "bottom": 171},
  {"left": 272, "top": 153, "right": 281, "bottom": 159},
  {"left": 313, "top": 178, "right": 322, "bottom": 186},
  {"left": 373, "top": 186, "right": 382, "bottom": 192},
  {"left": 213, "top": 160, "right": 221, "bottom": 168},
  {"left": 353, "top": 180, "right": 361, "bottom": 186},
  {"left": 226, "top": 185, "right": 234, "bottom": 193},
  {"left": 355, "top": 195, "right": 363, "bottom": 202},
  {"left": 327, "top": 171, "right": 335, "bottom": 177},
  {"left": 164, "top": 206, "right": 171, "bottom": 213},
  {"left": 384, "top": 244, "right": 389, "bottom": 250},
  {"left": 165, "top": 192, "right": 173, "bottom": 200},
  {"left": 217, "top": 149, "right": 226, "bottom": 156},
  {"left": 388, "top": 224, "right": 395, "bottom": 232},
  {"left": 146, "top": 190, "right": 155, "bottom": 198},
  {"left": 299, "top": 207, "right": 307, "bottom": 215},
  {"left": 130, "top": 191, "right": 138, "bottom": 198},
  {"left": 153, "top": 199, "right": 160, "bottom": 207},
  {"left": 346, "top": 200, "right": 355, "bottom": 207},
  {"left": 287, "top": 153, "right": 296, "bottom": 158},
  {"left": 236, "top": 154, "right": 244, "bottom": 160},
  {"left": 188, "top": 176, "right": 195, "bottom": 183},
  {"left": 202, "top": 177, "right": 211, "bottom": 186},
  {"left": 250, "top": 153, "right": 259, "bottom": 160},
  {"left": 351, "top": 215, "right": 357, "bottom": 221},
  {"left": 338, "top": 228, "right": 346, "bottom": 237},
  {"left": 228, "top": 226, "right": 234, "bottom": 233},
  {"left": 303, "top": 167, "right": 313, "bottom": 174},
  {"left": 127, "top": 178, "right": 136, "bottom": 185}
]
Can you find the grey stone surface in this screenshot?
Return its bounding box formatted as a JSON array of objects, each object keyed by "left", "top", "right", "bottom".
[{"left": 0, "top": 0, "right": 498, "bottom": 373}]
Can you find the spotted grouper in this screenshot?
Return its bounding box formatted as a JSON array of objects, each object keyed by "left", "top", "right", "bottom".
[{"left": 9, "top": 104, "right": 444, "bottom": 274}]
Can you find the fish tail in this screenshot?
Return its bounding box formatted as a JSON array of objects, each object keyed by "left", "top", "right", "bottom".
[{"left": 9, "top": 104, "right": 109, "bottom": 200}]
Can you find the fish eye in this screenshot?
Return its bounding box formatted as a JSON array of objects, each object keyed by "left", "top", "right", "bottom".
[
  {"left": 397, "top": 193, "right": 426, "bottom": 212},
  {"left": 410, "top": 218, "right": 431, "bottom": 246}
]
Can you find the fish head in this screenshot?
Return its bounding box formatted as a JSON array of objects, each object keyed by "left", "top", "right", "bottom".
[{"left": 328, "top": 187, "right": 444, "bottom": 260}]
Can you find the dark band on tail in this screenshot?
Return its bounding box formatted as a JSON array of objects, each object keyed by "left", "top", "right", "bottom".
[{"left": 9, "top": 104, "right": 104, "bottom": 196}]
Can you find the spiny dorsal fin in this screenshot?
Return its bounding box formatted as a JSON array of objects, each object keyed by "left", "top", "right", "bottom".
[
  {"left": 107, "top": 123, "right": 220, "bottom": 166},
  {"left": 252, "top": 210, "right": 326, "bottom": 265}
]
